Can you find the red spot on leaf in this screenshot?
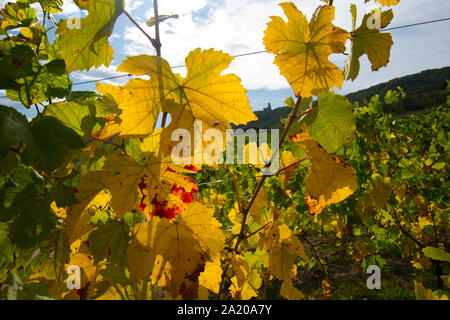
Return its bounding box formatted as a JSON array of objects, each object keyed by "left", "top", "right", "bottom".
[{"left": 183, "top": 164, "right": 198, "bottom": 173}]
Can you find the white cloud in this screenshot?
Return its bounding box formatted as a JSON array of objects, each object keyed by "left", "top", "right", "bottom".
[
  {"left": 120, "top": 0, "right": 450, "bottom": 93},
  {"left": 59, "top": 0, "right": 81, "bottom": 16},
  {"left": 2, "top": 0, "right": 449, "bottom": 109},
  {"left": 127, "top": 0, "right": 144, "bottom": 13},
  {"left": 71, "top": 65, "right": 132, "bottom": 86},
  {"left": 154, "top": 0, "right": 208, "bottom": 15}
]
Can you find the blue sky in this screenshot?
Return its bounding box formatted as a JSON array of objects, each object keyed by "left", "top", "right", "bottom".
[{"left": 1, "top": 0, "right": 450, "bottom": 119}]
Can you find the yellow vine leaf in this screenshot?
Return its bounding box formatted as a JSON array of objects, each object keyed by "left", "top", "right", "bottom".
[
  {"left": 366, "top": 0, "right": 400, "bottom": 6},
  {"left": 290, "top": 131, "right": 358, "bottom": 215},
  {"left": 414, "top": 281, "right": 448, "bottom": 300},
  {"left": 114, "top": 48, "right": 257, "bottom": 136},
  {"left": 260, "top": 223, "right": 308, "bottom": 281},
  {"left": 231, "top": 255, "right": 250, "bottom": 288},
  {"left": 95, "top": 286, "right": 124, "bottom": 300},
  {"left": 65, "top": 191, "right": 111, "bottom": 244},
  {"left": 127, "top": 201, "right": 224, "bottom": 293},
  {"left": 279, "top": 150, "right": 298, "bottom": 183},
  {"left": 228, "top": 206, "right": 242, "bottom": 235},
  {"left": 64, "top": 241, "right": 105, "bottom": 300},
  {"left": 205, "top": 189, "right": 227, "bottom": 208},
  {"left": 344, "top": 7, "right": 394, "bottom": 81},
  {"left": 81, "top": 119, "right": 121, "bottom": 158},
  {"left": 197, "top": 286, "right": 210, "bottom": 300},
  {"left": 198, "top": 258, "right": 223, "bottom": 294},
  {"left": 50, "top": 201, "right": 67, "bottom": 219},
  {"left": 141, "top": 99, "right": 225, "bottom": 166},
  {"left": 249, "top": 185, "right": 269, "bottom": 225},
  {"left": 242, "top": 142, "right": 271, "bottom": 168},
  {"left": 280, "top": 278, "right": 304, "bottom": 300},
  {"left": 263, "top": 2, "right": 350, "bottom": 97},
  {"left": 101, "top": 153, "right": 197, "bottom": 219},
  {"left": 229, "top": 269, "right": 262, "bottom": 300},
  {"left": 67, "top": 252, "right": 97, "bottom": 289},
  {"left": 64, "top": 170, "right": 110, "bottom": 244},
  {"left": 96, "top": 82, "right": 131, "bottom": 117},
  {"left": 101, "top": 154, "right": 144, "bottom": 218},
  {"left": 75, "top": 170, "right": 110, "bottom": 201}
]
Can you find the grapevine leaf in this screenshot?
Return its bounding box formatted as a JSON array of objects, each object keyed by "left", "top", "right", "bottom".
[
  {"left": 260, "top": 223, "right": 308, "bottom": 281},
  {"left": 6, "top": 184, "right": 57, "bottom": 249},
  {"left": 21, "top": 116, "right": 83, "bottom": 173},
  {"left": 128, "top": 201, "right": 224, "bottom": 293},
  {"left": 5, "top": 59, "right": 70, "bottom": 107},
  {"left": 296, "top": 92, "right": 355, "bottom": 153},
  {"left": 54, "top": 0, "right": 124, "bottom": 72},
  {"left": 146, "top": 14, "right": 179, "bottom": 27},
  {"left": 229, "top": 268, "right": 261, "bottom": 300},
  {"left": 22, "top": 0, "right": 63, "bottom": 14},
  {"left": 263, "top": 3, "right": 350, "bottom": 97},
  {"left": 422, "top": 247, "right": 450, "bottom": 262},
  {"left": 0, "top": 105, "right": 30, "bottom": 151},
  {"left": 290, "top": 131, "right": 358, "bottom": 214},
  {"left": 0, "top": 222, "right": 14, "bottom": 279},
  {"left": 366, "top": 0, "right": 400, "bottom": 6},
  {"left": 231, "top": 255, "right": 249, "bottom": 287},
  {"left": 280, "top": 278, "right": 304, "bottom": 300},
  {"left": 101, "top": 152, "right": 197, "bottom": 219},
  {"left": 64, "top": 187, "right": 111, "bottom": 243},
  {"left": 44, "top": 101, "right": 95, "bottom": 142},
  {"left": 0, "top": 42, "right": 38, "bottom": 88},
  {"left": 116, "top": 48, "right": 257, "bottom": 136},
  {"left": 414, "top": 281, "right": 448, "bottom": 300},
  {"left": 67, "top": 250, "right": 99, "bottom": 295},
  {"left": 1, "top": 106, "right": 83, "bottom": 172},
  {"left": 96, "top": 83, "right": 125, "bottom": 117},
  {"left": 344, "top": 8, "right": 394, "bottom": 81},
  {"left": 279, "top": 150, "right": 299, "bottom": 183},
  {"left": 49, "top": 179, "right": 80, "bottom": 207},
  {"left": 249, "top": 186, "right": 269, "bottom": 226},
  {"left": 0, "top": 2, "right": 37, "bottom": 31},
  {"left": 88, "top": 219, "right": 129, "bottom": 265},
  {"left": 198, "top": 258, "right": 223, "bottom": 294}
]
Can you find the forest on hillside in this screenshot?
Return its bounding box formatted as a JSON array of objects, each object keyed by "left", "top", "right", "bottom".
[{"left": 236, "top": 67, "right": 450, "bottom": 131}]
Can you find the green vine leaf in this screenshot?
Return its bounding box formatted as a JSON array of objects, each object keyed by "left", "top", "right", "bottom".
[{"left": 54, "top": 0, "right": 124, "bottom": 72}]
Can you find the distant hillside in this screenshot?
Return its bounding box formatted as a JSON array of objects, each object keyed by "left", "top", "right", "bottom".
[
  {"left": 236, "top": 67, "right": 450, "bottom": 130},
  {"left": 346, "top": 66, "right": 450, "bottom": 112},
  {"left": 233, "top": 105, "right": 291, "bottom": 130}
]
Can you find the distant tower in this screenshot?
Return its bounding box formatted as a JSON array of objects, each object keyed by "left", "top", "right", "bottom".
[{"left": 264, "top": 102, "right": 272, "bottom": 111}]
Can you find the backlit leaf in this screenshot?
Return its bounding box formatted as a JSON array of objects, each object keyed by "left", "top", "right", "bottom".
[
  {"left": 298, "top": 92, "right": 355, "bottom": 153},
  {"left": 264, "top": 3, "right": 350, "bottom": 97},
  {"left": 344, "top": 8, "right": 394, "bottom": 81},
  {"left": 116, "top": 49, "right": 257, "bottom": 136},
  {"left": 290, "top": 131, "right": 358, "bottom": 214},
  {"left": 128, "top": 201, "right": 224, "bottom": 293},
  {"left": 54, "top": 0, "right": 124, "bottom": 72}
]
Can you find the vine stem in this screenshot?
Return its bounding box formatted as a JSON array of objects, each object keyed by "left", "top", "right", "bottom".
[
  {"left": 217, "top": 96, "right": 310, "bottom": 299},
  {"left": 91, "top": 136, "right": 123, "bottom": 149},
  {"left": 152, "top": 0, "right": 169, "bottom": 129},
  {"left": 389, "top": 207, "right": 424, "bottom": 248},
  {"left": 152, "top": 0, "right": 162, "bottom": 56},
  {"left": 123, "top": 10, "right": 157, "bottom": 48}
]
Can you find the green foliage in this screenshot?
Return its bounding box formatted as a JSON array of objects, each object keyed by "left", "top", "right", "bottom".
[{"left": 0, "top": 0, "right": 448, "bottom": 301}]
